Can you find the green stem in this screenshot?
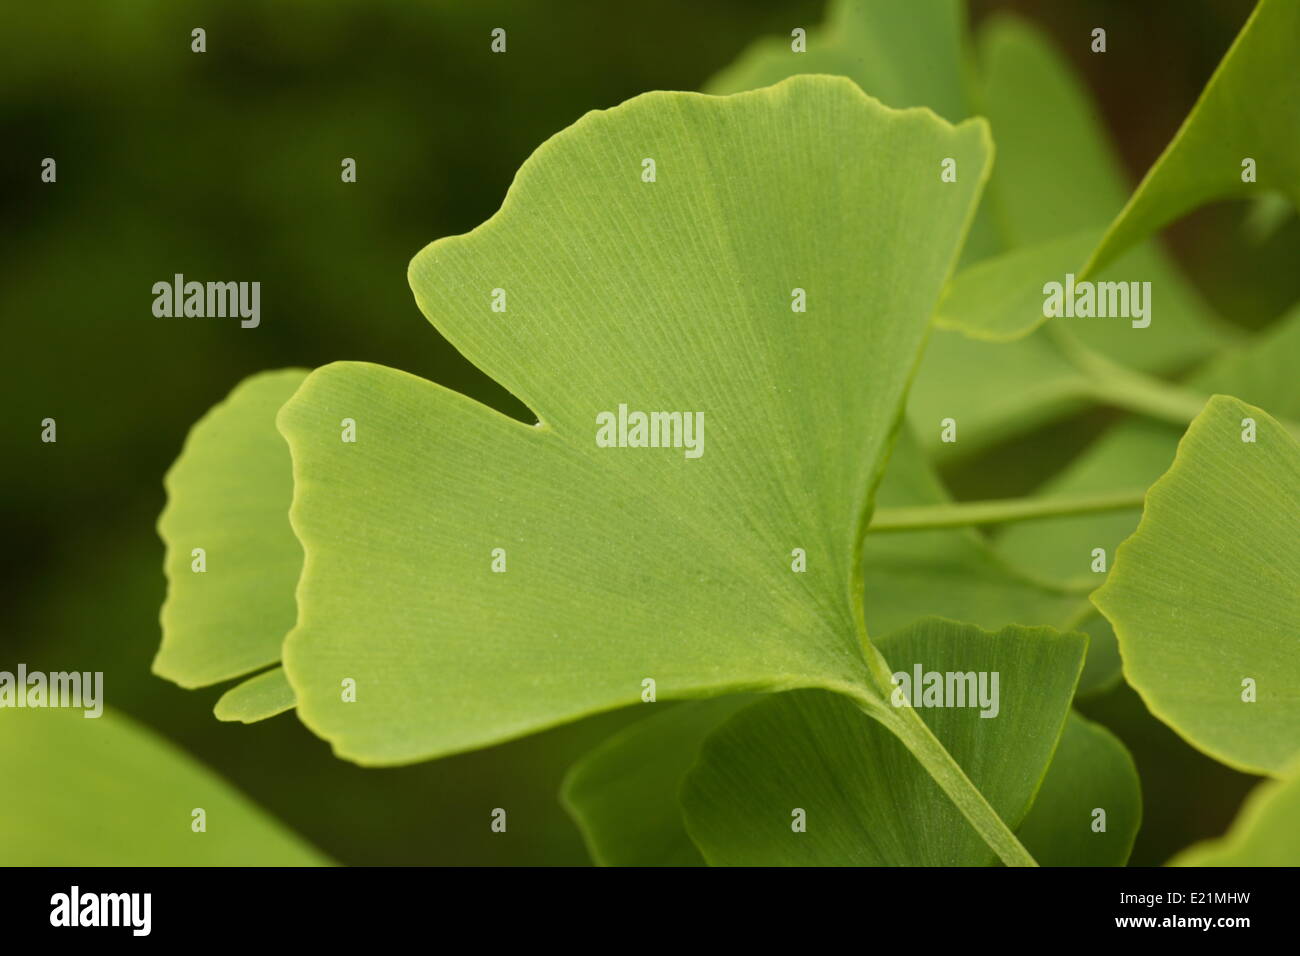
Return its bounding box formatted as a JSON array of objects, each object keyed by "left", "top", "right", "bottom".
[
  {"left": 850, "top": 690, "right": 1038, "bottom": 867},
  {"left": 869, "top": 488, "right": 1145, "bottom": 533},
  {"left": 1048, "top": 325, "right": 1300, "bottom": 439},
  {"left": 1047, "top": 324, "right": 1209, "bottom": 426}
]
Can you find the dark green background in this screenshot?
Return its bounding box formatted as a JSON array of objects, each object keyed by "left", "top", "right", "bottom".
[{"left": 2, "top": 0, "right": 1292, "bottom": 865}]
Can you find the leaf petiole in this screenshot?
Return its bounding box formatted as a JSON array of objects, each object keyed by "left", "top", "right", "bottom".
[
  {"left": 848, "top": 688, "right": 1039, "bottom": 867},
  {"left": 868, "top": 488, "right": 1146, "bottom": 532}
]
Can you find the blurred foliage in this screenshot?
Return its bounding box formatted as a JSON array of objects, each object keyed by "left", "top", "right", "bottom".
[{"left": 1, "top": 0, "right": 1292, "bottom": 864}]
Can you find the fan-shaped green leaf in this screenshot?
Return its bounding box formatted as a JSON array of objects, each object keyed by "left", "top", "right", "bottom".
[
  {"left": 1093, "top": 396, "right": 1300, "bottom": 775},
  {"left": 274, "top": 77, "right": 992, "bottom": 767},
  {"left": 156, "top": 368, "right": 307, "bottom": 688}
]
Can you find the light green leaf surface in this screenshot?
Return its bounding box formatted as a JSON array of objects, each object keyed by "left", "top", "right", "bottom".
[
  {"left": 705, "top": 0, "right": 1000, "bottom": 266},
  {"left": 1093, "top": 396, "right": 1300, "bottom": 776},
  {"left": 214, "top": 666, "right": 296, "bottom": 723},
  {"left": 1170, "top": 766, "right": 1300, "bottom": 866},
  {"left": 1016, "top": 712, "right": 1140, "bottom": 866},
  {"left": 561, "top": 697, "right": 750, "bottom": 867},
  {"left": 275, "top": 77, "right": 992, "bottom": 767},
  {"left": 156, "top": 368, "right": 307, "bottom": 688},
  {"left": 679, "top": 619, "right": 1085, "bottom": 865},
  {"left": 1085, "top": 0, "right": 1300, "bottom": 276},
  {"left": 711, "top": 7, "right": 1226, "bottom": 460},
  {"left": 0, "top": 707, "right": 329, "bottom": 865},
  {"left": 974, "top": 18, "right": 1121, "bottom": 246}
]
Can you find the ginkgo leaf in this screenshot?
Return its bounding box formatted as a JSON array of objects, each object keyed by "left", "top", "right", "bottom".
[
  {"left": 710, "top": 7, "right": 1228, "bottom": 458},
  {"left": 214, "top": 666, "right": 296, "bottom": 723},
  {"left": 1093, "top": 396, "right": 1300, "bottom": 776},
  {"left": 0, "top": 707, "right": 329, "bottom": 865},
  {"left": 1015, "top": 712, "right": 1141, "bottom": 866},
  {"left": 678, "top": 619, "right": 1086, "bottom": 865},
  {"left": 560, "top": 697, "right": 750, "bottom": 867},
  {"left": 1169, "top": 764, "right": 1300, "bottom": 866},
  {"left": 275, "top": 77, "right": 991, "bottom": 770},
  {"left": 156, "top": 368, "right": 307, "bottom": 688},
  {"left": 705, "top": 0, "right": 1000, "bottom": 267},
  {"left": 1084, "top": 0, "right": 1300, "bottom": 276},
  {"left": 706, "top": 0, "right": 969, "bottom": 122}
]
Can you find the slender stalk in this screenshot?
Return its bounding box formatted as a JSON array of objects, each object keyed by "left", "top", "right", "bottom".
[
  {"left": 850, "top": 690, "right": 1038, "bottom": 867},
  {"left": 869, "top": 488, "right": 1145, "bottom": 533},
  {"left": 1046, "top": 324, "right": 1209, "bottom": 426},
  {"left": 1078, "top": 360, "right": 1210, "bottom": 425}
]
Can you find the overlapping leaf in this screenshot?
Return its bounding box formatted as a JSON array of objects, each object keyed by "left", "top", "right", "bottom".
[
  {"left": 679, "top": 619, "right": 1086, "bottom": 865},
  {"left": 275, "top": 77, "right": 992, "bottom": 766},
  {"left": 156, "top": 369, "right": 307, "bottom": 690},
  {"left": 565, "top": 633, "right": 1141, "bottom": 866},
  {"left": 1015, "top": 712, "right": 1140, "bottom": 866},
  {"left": 1093, "top": 396, "right": 1300, "bottom": 775},
  {"left": 213, "top": 666, "right": 296, "bottom": 723},
  {"left": 995, "top": 303, "right": 1300, "bottom": 589}
]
